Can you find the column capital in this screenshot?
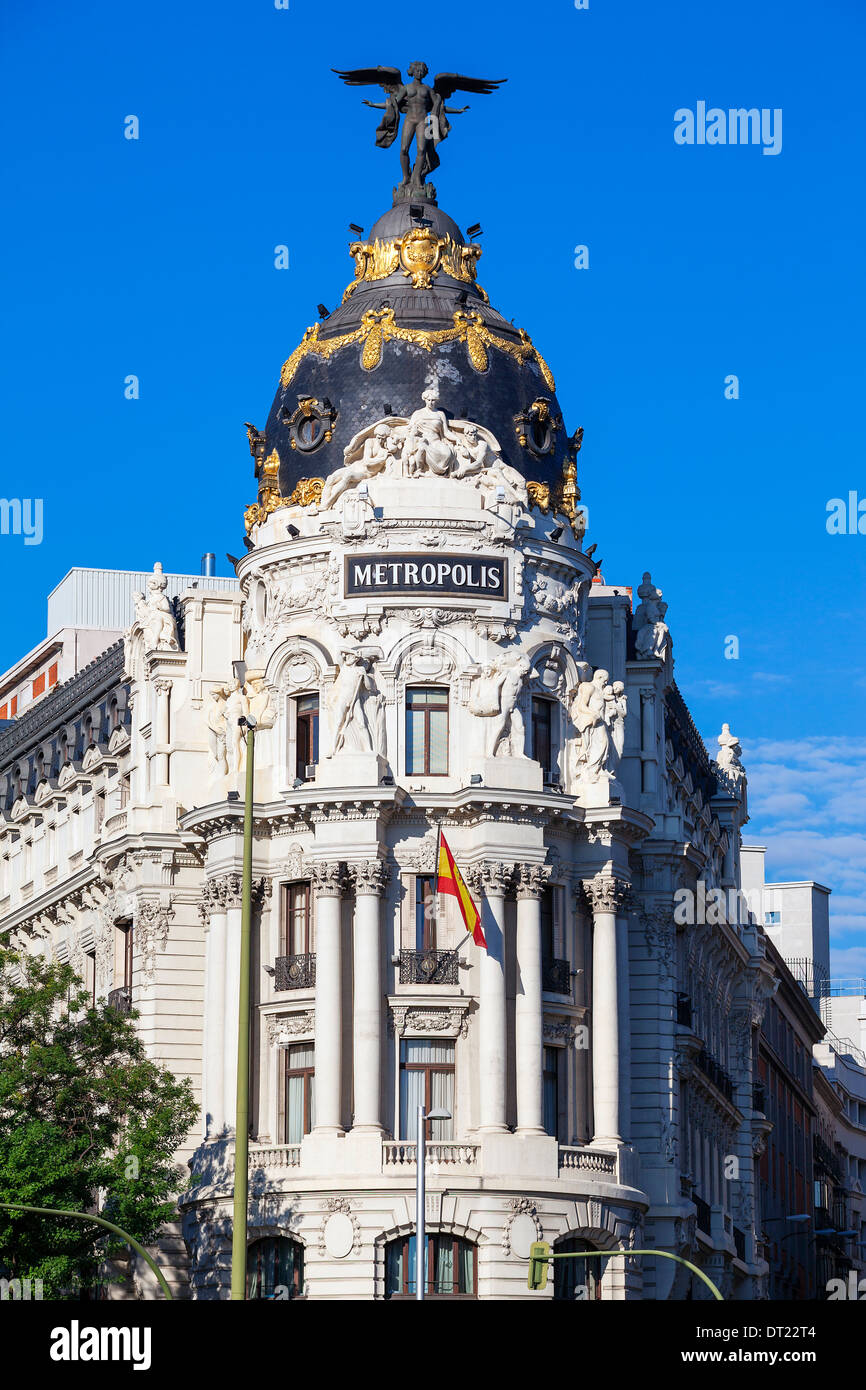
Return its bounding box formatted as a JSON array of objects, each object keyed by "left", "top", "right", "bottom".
[
  {"left": 205, "top": 872, "right": 244, "bottom": 910},
  {"left": 515, "top": 863, "right": 552, "bottom": 899},
  {"left": 466, "top": 860, "right": 514, "bottom": 896},
  {"left": 350, "top": 859, "right": 391, "bottom": 896},
  {"left": 581, "top": 872, "right": 631, "bottom": 915},
  {"left": 311, "top": 861, "right": 348, "bottom": 897}
]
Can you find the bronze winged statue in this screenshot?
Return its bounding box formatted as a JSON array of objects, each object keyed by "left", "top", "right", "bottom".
[{"left": 333, "top": 62, "right": 506, "bottom": 194}]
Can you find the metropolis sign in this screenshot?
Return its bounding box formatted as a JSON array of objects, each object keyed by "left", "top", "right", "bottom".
[{"left": 344, "top": 553, "right": 508, "bottom": 600}]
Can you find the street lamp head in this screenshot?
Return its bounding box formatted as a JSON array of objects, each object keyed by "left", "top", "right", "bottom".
[{"left": 427, "top": 1108, "right": 452, "bottom": 1121}]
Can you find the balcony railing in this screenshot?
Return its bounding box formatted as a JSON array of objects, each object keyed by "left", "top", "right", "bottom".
[
  {"left": 274, "top": 953, "right": 316, "bottom": 991},
  {"left": 694, "top": 1193, "right": 712, "bottom": 1235},
  {"left": 248, "top": 1144, "right": 301, "bottom": 1170},
  {"left": 676, "top": 992, "right": 693, "bottom": 1027},
  {"left": 542, "top": 957, "right": 571, "bottom": 995},
  {"left": 559, "top": 1146, "right": 617, "bottom": 1177},
  {"left": 696, "top": 1047, "right": 735, "bottom": 1103},
  {"left": 383, "top": 1141, "right": 479, "bottom": 1168},
  {"left": 399, "top": 949, "right": 459, "bottom": 986},
  {"left": 107, "top": 986, "right": 132, "bottom": 1014}
]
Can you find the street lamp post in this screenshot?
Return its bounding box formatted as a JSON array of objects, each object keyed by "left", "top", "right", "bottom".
[
  {"left": 230, "top": 710, "right": 257, "bottom": 1302},
  {"left": 415, "top": 1105, "right": 451, "bottom": 1302}
]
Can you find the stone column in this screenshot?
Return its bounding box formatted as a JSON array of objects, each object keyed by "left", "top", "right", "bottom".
[
  {"left": 201, "top": 879, "right": 227, "bottom": 1138},
  {"left": 582, "top": 872, "right": 630, "bottom": 1146},
  {"left": 471, "top": 862, "right": 512, "bottom": 1134},
  {"left": 515, "top": 864, "right": 551, "bottom": 1135},
  {"left": 221, "top": 874, "right": 244, "bottom": 1129},
  {"left": 351, "top": 860, "right": 389, "bottom": 1132},
  {"left": 312, "top": 862, "right": 346, "bottom": 1135}
]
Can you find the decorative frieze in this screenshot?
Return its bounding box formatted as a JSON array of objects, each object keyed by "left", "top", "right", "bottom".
[{"left": 388, "top": 1003, "right": 470, "bottom": 1039}]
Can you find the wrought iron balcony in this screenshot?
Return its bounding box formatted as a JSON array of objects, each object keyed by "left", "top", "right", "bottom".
[
  {"left": 107, "top": 986, "right": 132, "bottom": 1014},
  {"left": 275, "top": 953, "right": 316, "bottom": 991},
  {"left": 542, "top": 956, "right": 571, "bottom": 995},
  {"left": 676, "top": 992, "right": 692, "bottom": 1027},
  {"left": 399, "top": 949, "right": 459, "bottom": 986},
  {"left": 696, "top": 1047, "right": 735, "bottom": 1103}
]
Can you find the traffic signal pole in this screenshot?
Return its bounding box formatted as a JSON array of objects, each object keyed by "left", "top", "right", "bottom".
[{"left": 527, "top": 1241, "right": 724, "bottom": 1300}]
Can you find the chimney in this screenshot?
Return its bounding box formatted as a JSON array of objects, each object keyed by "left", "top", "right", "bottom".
[{"left": 201, "top": 553, "right": 215, "bottom": 577}]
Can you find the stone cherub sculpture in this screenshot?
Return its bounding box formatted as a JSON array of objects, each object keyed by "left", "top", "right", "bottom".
[
  {"left": 333, "top": 64, "right": 505, "bottom": 193},
  {"left": 633, "top": 572, "right": 670, "bottom": 661},
  {"left": 469, "top": 652, "right": 530, "bottom": 758}
]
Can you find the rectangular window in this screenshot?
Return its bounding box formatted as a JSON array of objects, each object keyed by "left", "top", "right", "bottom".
[
  {"left": 543, "top": 1046, "right": 560, "bottom": 1138},
  {"left": 541, "top": 885, "right": 555, "bottom": 963},
  {"left": 532, "top": 697, "right": 553, "bottom": 773},
  {"left": 399, "top": 1040, "right": 454, "bottom": 1140},
  {"left": 84, "top": 949, "right": 96, "bottom": 1006},
  {"left": 765, "top": 911, "right": 781, "bottom": 925},
  {"left": 48, "top": 663, "right": 59, "bottom": 687},
  {"left": 285, "top": 1043, "right": 315, "bottom": 1142},
  {"left": 114, "top": 923, "right": 133, "bottom": 989},
  {"left": 282, "top": 882, "right": 312, "bottom": 955},
  {"left": 0, "top": 705, "right": 6, "bottom": 720},
  {"left": 415, "top": 874, "right": 437, "bottom": 951},
  {"left": 406, "top": 688, "right": 449, "bottom": 776},
  {"left": 32, "top": 673, "right": 45, "bottom": 699},
  {"left": 295, "top": 695, "right": 319, "bottom": 779},
  {"left": 95, "top": 791, "right": 105, "bottom": 832}
]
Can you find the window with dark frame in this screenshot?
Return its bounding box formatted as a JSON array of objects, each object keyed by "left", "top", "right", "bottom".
[
  {"left": 116, "top": 922, "right": 133, "bottom": 989},
  {"left": 531, "top": 696, "right": 553, "bottom": 773},
  {"left": 415, "top": 874, "right": 437, "bottom": 951},
  {"left": 541, "top": 885, "right": 555, "bottom": 964},
  {"left": 543, "top": 1045, "right": 560, "bottom": 1139},
  {"left": 284, "top": 1043, "right": 315, "bottom": 1143},
  {"left": 246, "top": 1236, "right": 304, "bottom": 1300},
  {"left": 295, "top": 694, "right": 319, "bottom": 779},
  {"left": 384, "top": 1234, "right": 477, "bottom": 1298},
  {"left": 281, "top": 881, "right": 313, "bottom": 956},
  {"left": 399, "top": 1040, "right": 454, "bottom": 1140},
  {"left": 405, "top": 687, "right": 449, "bottom": 776}
]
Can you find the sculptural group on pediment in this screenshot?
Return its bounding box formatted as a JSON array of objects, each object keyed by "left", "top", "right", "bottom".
[
  {"left": 125, "top": 562, "right": 179, "bottom": 662},
  {"left": 318, "top": 388, "right": 529, "bottom": 511},
  {"left": 633, "top": 571, "right": 670, "bottom": 661},
  {"left": 568, "top": 665, "right": 627, "bottom": 793},
  {"left": 207, "top": 671, "right": 277, "bottom": 791}
]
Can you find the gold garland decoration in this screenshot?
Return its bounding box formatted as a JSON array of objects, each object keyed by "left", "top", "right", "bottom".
[
  {"left": 280, "top": 309, "right": 555, "bottom": 392},
  {"left": 244, "top": 477, "right": 324, "bottom": 533}
]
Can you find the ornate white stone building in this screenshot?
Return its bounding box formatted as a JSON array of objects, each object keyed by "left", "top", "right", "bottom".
[{"left": 1, "top": 188, "right": 786, "bottom": 1301}]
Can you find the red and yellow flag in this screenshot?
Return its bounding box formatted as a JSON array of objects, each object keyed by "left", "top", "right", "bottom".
[{"left": 437, "top": 832, "right": 486, "bottom": 949}]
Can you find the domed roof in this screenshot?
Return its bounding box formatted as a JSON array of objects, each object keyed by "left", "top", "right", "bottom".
[{"left": 249, "top": 198, "right": 581, "bottom": 520}]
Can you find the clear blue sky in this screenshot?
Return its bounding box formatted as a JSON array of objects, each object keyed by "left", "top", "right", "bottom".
[{"left": 1, "top": 0, "right": 864, "bottom": 970}]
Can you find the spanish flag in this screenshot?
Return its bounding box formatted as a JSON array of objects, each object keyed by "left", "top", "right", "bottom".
[{"left": 437, "top": 831, "right": 486, "bottom": 949}]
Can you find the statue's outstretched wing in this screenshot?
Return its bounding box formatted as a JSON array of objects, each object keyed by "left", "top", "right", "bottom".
[
  {"left": 433, "top": 73, "right": 507, "bottom": 100},
  {"left": 332, "top": 66, "right": 403, "bottom": 93}
]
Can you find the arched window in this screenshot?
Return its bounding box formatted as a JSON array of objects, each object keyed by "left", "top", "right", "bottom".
[
  {"left": 246, "top": 1236, "right": 304, "bottom": 1300},
  {"left": 384, "top": 1233, "right": 477, "bottom": 1299},
  {"left": 553, "top": 1236, "right": 604, "bottom": 1301}
]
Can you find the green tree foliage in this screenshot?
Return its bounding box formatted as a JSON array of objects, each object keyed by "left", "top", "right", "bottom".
[{"left": 0, "top": 945, "right": 197, "bottom": 1297}]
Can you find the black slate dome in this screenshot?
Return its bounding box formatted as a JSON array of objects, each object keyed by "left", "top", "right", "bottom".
[{"left": 252, "top": 198, "right": 580, "bottom": 513}]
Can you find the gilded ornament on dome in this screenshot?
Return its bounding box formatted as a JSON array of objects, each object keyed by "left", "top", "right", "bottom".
[
  {"left": 280, "top": 306, "right": 556, "bottom": 390},
  {"left": 342, "top": 230, "right": 485, "bottom": 302},
  {"left": 526, "top": 481, "right": 551, "bottom": 514}
]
